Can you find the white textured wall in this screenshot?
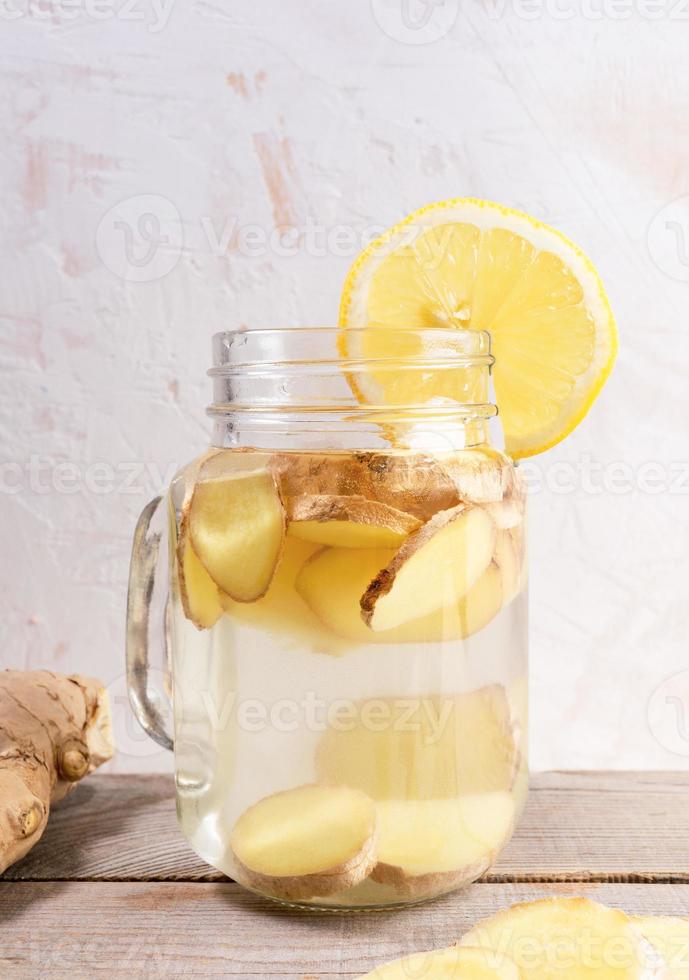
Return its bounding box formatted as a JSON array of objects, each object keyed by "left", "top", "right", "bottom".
[{"left": 1, "top": 1, "right": 689, "bottom": 774}]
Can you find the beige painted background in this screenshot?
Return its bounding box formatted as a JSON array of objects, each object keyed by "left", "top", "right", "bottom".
[{"left": 1, "top": 0, "right": 689, "bottom": 772}]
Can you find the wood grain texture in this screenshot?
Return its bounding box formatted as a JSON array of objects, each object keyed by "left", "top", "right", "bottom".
[
  {"left": 1, "top": 881, "right": 689, "bottom": 979},
  {"left": 2, "top": 773, "right": 689, "bottom": 979},
  {"left": 3, "top": 771, "right": 688, "bottom": 883}
]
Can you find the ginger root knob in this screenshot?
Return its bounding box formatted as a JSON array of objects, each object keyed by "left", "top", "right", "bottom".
[
  {"left": 58, "top": 740, "right": 90, "bottom": 782},
  {"left": 17, "top": 800, "right": 45, "bottom": 839}
]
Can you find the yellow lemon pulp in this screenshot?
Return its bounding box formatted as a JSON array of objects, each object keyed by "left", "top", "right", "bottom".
[{"left": 339, "top": 198, "right": 617, "bottom": 459}]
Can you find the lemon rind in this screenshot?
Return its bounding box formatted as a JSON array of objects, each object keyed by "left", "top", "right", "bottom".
[{"left": 338, "top": 197, "right": 618, "bottom": 460}]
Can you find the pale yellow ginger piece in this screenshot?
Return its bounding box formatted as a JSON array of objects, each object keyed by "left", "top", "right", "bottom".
[
  {"left": 223, "top": 537, "right": 352, "bottom": 655},
  {"left": 359, "top": 945, "right": 521, "bottom": 979},
  {"left": 511, "top": 519, "right": 527, "bottom": 592},
  {"left": 316, "top": 684, "right": 520, "bottom": 800},
  {"left": 487, "top": 496, "right": 523, "bottom": 530},
  {"left": 297, "top": 547, "right": 503, "bottom": 645},
  {"left": 461, "top": 897, "right": 669, "bottom": 979},
  {"left": 371, "top": 792, "right": 514, "bottom": 898},
  {"left": 230, "top": 784, "right": 377, "bottom": 901},
  {"left": 494, "top": 530, "right": 521, "bottom": 606},
  {"left": 176, "top": 518, "right": 223, "bottom": 630},
  {"left": 287, "top": 494, "right": 421, "bottom": 549},
  {"left": 632, "top": 917, "right": 689, "bottom": 978},
  {"left": 361, "top": 504, "right": 495, "bottom": 631},
  {"left": 453, "top": 561, "right": 504, "bottom": 640},
  {"left": 189, "top": 467, "right": 286, "bottom": 602},
  {"left": 172, "top": 449, "right": 227, "bottom": 629},
  {"left": 441, "top": 449, "right": 515, "bottom": 505},
  {"left": 0, "top": 670, "right": 114, "bottom": 873}
]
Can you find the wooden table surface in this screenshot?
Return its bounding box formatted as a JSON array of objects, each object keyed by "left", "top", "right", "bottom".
[{"left": 1, "top": 772, "right": 688, "bottom": 979}]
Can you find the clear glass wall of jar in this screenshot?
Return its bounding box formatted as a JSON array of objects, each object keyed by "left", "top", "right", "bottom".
[{"left": 127, "top": 328, "right": 528, "bottom": 910}]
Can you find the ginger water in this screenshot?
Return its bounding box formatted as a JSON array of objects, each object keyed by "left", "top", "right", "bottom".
[{"left": 170, "top": 446, "right": 528, "bottom": 909}]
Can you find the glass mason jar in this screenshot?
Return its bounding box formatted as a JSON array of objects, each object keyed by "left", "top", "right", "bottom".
[{"left": 126, "top": 327, "right": 528, "bottom": 910}]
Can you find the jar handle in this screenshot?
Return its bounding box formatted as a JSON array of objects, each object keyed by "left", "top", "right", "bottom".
[{"left": 126, "top": 495, "right": 174, "bottom": 751}]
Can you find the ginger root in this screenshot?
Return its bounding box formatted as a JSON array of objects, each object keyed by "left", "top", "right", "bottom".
[{"left": 0, "top": 670, "right": 114, "bottom": 873}]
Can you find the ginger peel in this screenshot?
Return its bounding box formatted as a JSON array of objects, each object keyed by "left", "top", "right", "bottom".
[{"left": 0, "top": 670, "right": 114, "bottom": 873}]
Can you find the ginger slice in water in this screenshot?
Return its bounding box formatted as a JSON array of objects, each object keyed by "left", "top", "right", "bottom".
[
  {"left": 360, "top": 504, "right": 496, "bottom": 631},
  {"left": 441, "top": 448, "right": 514, "bottom": 505},
  {"left": 371, "top": 792, "right": 514, "bottom": 898},
  {"left": 350, "top": 448, "right": 512, "bottom": 519},
  {"left": 494, "top": 530, "right": 521, "bottom": 606},
  {"left": 271, "top": 451, "right": 370, "bottom": 500},
  {"left": 359, "top": 945, "right": 521, "bottom": 979},
  {"left": 223, "top": 536, "right": 353, "bottom": 656},
  {"left": 632, "top": 916, "right": 689, "bottom": 978},
  {"left": 273, "top": 449, "right": 513, "bottom": 519},
  {"left": 274, "top": 450, "right": 462, "bottom": 520},
  {"left": 230, "top": 784, "right": 377, "bottom": 901},
  {"left": 487, "top": 496, "right": 523, "bottom": 530},
  {"left": 461, "top": 897, "right": 668, "bottom": 979},
  {"left": 510, "top": 519, "right": 527, "bottom": 594},
  {"left": 188, "top": 468, "right": 285, "bottom": 602},
  {"left": 176, "top": 519, "right": 223, "bottom": 630},
  {"left": 296, "top": 547, "right": 503, "bottom": 645},
  {"left": 287, "top": 494, "right": 421, "bottom": 549},
  {"left": 350, "top": 451, "right": 461, "bottom": 519},
  {"left": 316, "top": 684, "right": 520, "bottom": 801}
]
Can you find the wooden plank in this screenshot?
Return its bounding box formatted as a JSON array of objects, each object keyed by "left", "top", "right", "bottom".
[
  {"left": 4, "top": 772, "right": 688, "bottom": 883},
  {"left": 495, "top": 770, "right": 689, "bottom": 882},
  {"left": 2, "top": 774, "right": 211, "bottom": 882},
  {"left": 1, "top": 881, "right": 689, "bottom": 979}
]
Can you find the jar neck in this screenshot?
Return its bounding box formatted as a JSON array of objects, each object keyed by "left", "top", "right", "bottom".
[
  {"left": 207, "top": 328, "right": 500, "bottom": 453},
  {"left": 209, "top": 412, "right": 496, "bottom": 453}
]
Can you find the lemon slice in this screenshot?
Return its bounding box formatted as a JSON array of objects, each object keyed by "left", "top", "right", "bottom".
[{"left": 339, "top": 198, "right": 617, "bottom": 458}]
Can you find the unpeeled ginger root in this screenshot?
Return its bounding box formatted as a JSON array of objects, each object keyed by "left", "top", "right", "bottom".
[{"left": 0, "top": 670, "right": 114, "bottom": 873}]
